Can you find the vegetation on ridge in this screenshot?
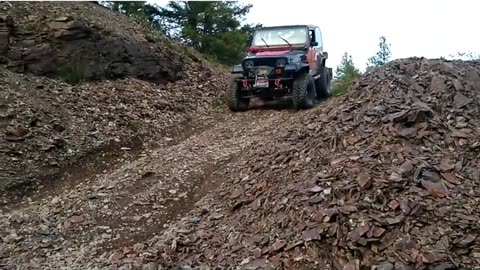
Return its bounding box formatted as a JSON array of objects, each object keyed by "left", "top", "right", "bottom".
[{"left": 101, "top": 1, "right": 261, "bottom": 66}]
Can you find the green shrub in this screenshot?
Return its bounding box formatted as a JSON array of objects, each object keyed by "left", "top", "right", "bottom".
[{"left": 55, "top": 54, "right": 89, "bottom": 84}]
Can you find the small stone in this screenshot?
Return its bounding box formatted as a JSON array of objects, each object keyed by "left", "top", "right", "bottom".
[
  {"left": 69, "top": 215, "right": 84, "bottom": 223},
  {"left": 142, "top": 262, "right": 158, "bottom": 270},
  {"left": 421, "top": 180, "right": 448, "bottom": 197},
  {"left": 51, "top": 197, "right": 60, "bottom": 205},
  {"left": 309, "top": 185, "right": 322, "bottom": 193},
  {"left": 271, "top": 240, "right": 286, "bottom": 252},
  {"left": 356, "top": 172, "right": 371, "bottom": 189},
  {"left": 375, "top": 261, "right": 394, "bottom": 270}
]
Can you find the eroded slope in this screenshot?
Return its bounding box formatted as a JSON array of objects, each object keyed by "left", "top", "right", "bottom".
[{"left": 0, "top": 1, "right": 229, "bottom": 194}]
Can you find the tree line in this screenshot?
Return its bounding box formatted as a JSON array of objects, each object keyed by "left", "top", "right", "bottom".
[{"left": 333, "top": 35, "right": 392, "bottom": 95}]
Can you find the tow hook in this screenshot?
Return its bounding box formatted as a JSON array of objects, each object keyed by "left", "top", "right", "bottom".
[
  {"left": 274, "top": 79, "right": 281, "bottom": 88},
  {"left": 242, "top": 80, "right": 248, "bottom": 88}
]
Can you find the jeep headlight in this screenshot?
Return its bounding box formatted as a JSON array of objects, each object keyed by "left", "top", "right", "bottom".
[
  {"left": 276, "top": 58, "right": 286, "bottom": 67},
  {"left": 244, "top": 60, "right": 254, "bottom": 68}
]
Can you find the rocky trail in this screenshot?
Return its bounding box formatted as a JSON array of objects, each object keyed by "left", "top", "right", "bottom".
[
  {"left": 0, "top": 104, "right": 298, "bottom": 269},
  {"left": 2, "top": 2, "right": 480, "bottom": 270}
]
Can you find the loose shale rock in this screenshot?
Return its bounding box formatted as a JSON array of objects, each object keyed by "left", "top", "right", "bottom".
[{"left": 139, "top": 58, "right": 480, "bottom": 269}]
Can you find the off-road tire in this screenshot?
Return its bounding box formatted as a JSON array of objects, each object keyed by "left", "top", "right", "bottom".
[
  {"left": 317, "top": 67, "right": 332, "bottom": 99},
  {"left": 292, "top": 73, "right": 316, "bottom": 110},
  {"left": 226, "top": 75, "right": 250, "bottom": 112}
]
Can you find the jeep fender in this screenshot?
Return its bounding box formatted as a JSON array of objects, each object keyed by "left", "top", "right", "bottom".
[
  {"left": 321, "top": 52, "right": 329, "bottom": 67},
  {"left": 283, "top": 63, "right": 310, "bottom": 81},
  {"left": 290, "top": 62, "right": 308, "bottom": 72}
]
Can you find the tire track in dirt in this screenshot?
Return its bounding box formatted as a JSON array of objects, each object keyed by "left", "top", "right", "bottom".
[
  {"left": 0, "top": 104, "right": 298, "bottom": 268},
  {"left": 0, "top": 113, "right": 225, "bottom": 209}
]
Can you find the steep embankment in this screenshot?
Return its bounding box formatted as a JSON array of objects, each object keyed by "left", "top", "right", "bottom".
[
  {"left": 0, "top": 2, "right": 229, "bottom": 195},
  {"left": 116, "top": 58, "right": 478, "bottom": 269}
]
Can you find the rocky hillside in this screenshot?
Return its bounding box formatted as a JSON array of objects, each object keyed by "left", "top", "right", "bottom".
[
  {"left": 133, "top": 58, "right": 480, "bottom": 269},
  {"left": 0, "top": 2, "right": 229, "bottom": 194},
  {"left": 2, "top": 2, "right": 480, "bottom": 270}
]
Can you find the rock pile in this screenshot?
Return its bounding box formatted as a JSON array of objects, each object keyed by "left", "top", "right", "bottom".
[{"left": 134, "top": 58, "right": 480, "bottom": 269}]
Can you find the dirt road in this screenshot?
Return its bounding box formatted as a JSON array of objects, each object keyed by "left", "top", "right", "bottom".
[{"left": 0, "top": 103, "right": 298, "bottom": 269}]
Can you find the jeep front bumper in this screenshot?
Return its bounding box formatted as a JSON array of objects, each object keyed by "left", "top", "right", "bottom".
[{"left": 235, "top": 77, "right": 293, "bottom": 89}]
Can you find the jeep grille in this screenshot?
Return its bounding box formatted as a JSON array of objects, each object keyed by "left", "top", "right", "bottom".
[{"left": 243, "top": 58, "right": 277, "bottom": 68}]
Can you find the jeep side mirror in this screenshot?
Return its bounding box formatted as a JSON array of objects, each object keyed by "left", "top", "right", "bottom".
[
  {"left": 310, "top": 41, "right": 318, "bottom": 46},
  {"left": 322, "top": 52, "right": 328, "bottom": 59}
]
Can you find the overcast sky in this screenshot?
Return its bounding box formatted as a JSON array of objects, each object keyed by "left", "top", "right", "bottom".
[
  {"left": 150, "top": 0, "right": 479, "bottom": 72},
  {"left": 241, "top": 0, "right": 479, "bottom": 71}
]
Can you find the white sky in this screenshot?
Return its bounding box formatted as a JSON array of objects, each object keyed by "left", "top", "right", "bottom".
[
  {"left": 240, "top": 0, "right": 479, "bottom": 71},
  {"left": 150, "top": 0, "right": 480, "bottom": 72}
]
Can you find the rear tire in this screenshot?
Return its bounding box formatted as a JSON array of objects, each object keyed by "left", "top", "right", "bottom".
[
  {"left": 317, "top": 67, "right": 332, "bottom": 99},
  {"left": 226, "top": 75, "right": 250, "bottom": 112},
  {"left": 292, "top": 73, "right": 316, "bottom": 110}
]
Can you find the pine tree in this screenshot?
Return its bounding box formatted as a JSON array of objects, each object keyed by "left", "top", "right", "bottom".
[
  {"left": 157, "top": 1, "right": 257, "bottom": 65},
  {"left": 366, "top": 35, "right": 392, "bottom": 68},
  {"left": 333, "top": 52, "right": 361, "bottom": 95},
  {"left": 102, "top": 1, "right": 258, "bottom": 65},
  {"left": 103, "top": 1, "right": 162, "bottom": 28}
]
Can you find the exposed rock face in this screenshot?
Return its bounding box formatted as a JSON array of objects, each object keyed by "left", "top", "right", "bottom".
[
  {"left": 1, "top": 4, "right": 190, "bottom": 84},
  {"left": 48, "top": 16, "right": 89, "bottom": 40}
]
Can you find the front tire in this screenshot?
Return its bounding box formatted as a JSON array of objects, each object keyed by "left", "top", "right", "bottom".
[
  {"left": 292, "top": 73, "right": 316, "bottom": 110},
  {"left": 226, "top": 75, "right": 250, "bottom": 112},
  {"left": 317, "top": 67, "right": 332, "bottom": 99}
]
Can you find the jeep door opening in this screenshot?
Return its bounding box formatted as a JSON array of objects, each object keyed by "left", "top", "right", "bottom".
[{"left": 227, "top": 24, "right": 333, "bottom": 111}]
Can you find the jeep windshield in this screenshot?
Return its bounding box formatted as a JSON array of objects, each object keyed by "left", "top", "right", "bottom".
[{"left": 251, "top": 26, "right": 308, "bottom": 47}]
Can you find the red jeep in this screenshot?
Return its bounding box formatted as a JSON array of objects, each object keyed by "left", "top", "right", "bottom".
[{"left": 227, "top": 24, "right": 333, "bottom": 111}]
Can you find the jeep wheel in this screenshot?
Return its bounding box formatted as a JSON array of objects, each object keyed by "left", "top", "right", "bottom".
[
  {"left": 317, "top": 67, "right": 332, "bottom": 99},
  {"left": 292, "top": 73, "right": 316, "bottom": 110},
  {"left": 226, "top": 75, "right": 250, "bottom": 112}
]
